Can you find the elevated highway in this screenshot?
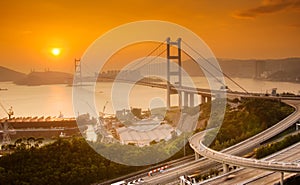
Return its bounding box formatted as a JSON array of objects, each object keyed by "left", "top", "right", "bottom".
[
  {"left": 188, "top": 100, "right": 300, "bottom": 184},
  {"left": 142, "top": 100, "right": 300, "bottom": 184},
  {"left": 198, "top": 141, "right": 300, "bottom": 185},
  {"left": 191, "top": 139, "right": 300, "bottom": 173}
]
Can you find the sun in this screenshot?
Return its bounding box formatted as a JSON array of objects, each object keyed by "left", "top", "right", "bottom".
[{"left": 51, "top": 48, "right": 61, "bottom": 56}]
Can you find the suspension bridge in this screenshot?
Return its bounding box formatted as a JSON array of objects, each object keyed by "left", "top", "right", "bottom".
[
  {"left": 74, "top": 37, "right": 299, "bottom": 109},
  {"left": 76, "top": 37, "right": 300, "bottom": 185}
]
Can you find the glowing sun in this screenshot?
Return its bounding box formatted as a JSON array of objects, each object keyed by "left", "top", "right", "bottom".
[{"left": 51, "top": 48, "right": 61, "bottom": 56}]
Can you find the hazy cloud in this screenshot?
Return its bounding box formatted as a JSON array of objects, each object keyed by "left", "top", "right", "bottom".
[{"left": 233, "top": 0, "right": 300, "bottom": 19}]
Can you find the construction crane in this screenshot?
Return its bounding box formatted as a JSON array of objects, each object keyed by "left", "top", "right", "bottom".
[
  {"left": 99, "top": 101, "right": 108, "bottom": 118},
  {"left": 0, "top": 102, "right": 13, "bottom": 120},
  {"left": 103, "top": 101, "right": 108, "bottom": 113}
]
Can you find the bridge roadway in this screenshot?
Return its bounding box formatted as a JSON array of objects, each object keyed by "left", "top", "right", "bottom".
[
  {"left": 119, "top": 79, "right": 300, "bottom": 104},
  {"left": 116, "top": 79, "right": 212, "bottom": 97},
  {"left": 201, "top": 142, "right": 300, "bottom": 185},
  {"left": 142, "top": 100, "right": 300, "bottom": 184},
  {"left": 189, "top": 100, "right": 300, "bottom": 173}
]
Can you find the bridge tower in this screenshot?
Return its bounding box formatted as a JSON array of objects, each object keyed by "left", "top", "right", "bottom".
[
  {"left": 166, "top": 38, "right": 182, "bottom": 109},
  {"left": 74, "top": 58, "right": 82, "bottom": 85}
]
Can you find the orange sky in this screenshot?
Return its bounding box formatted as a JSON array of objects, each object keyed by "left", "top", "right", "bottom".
[{"left": 0, "top": 0, "right": 299, "bottom": 73}]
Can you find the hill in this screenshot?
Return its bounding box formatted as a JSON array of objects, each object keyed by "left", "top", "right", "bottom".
[
  {"left": 0, "top": 66, "right": 26, "bottom": 82},
  {"left": 2, "top": 57, "right": 300, "bottom": 85},
  {"left": 14, "top": 71, "right": 73, "bottom": 86},
  {"left": 220, "top": 58, "right": 300, "bottom": 82},
  {"left": 181, "top": 57, "right": 300, "bottom": 82}
]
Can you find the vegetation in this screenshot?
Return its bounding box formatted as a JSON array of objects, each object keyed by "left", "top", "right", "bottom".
[
  {"left": 0, "top": 98, "right": 294, "bottom": 185},
  {"left": 0, "top": 137, "right": 144, "bottom": 185},
  {"left": 255, "top": 132, "right": 300, "bottom": 159},
  {"left": 190, "top": 98, "right": 294, "bottom": 182},
  {"left": 210, "top": 98, "right": 294, "bottom": 151},
  {"left": 89, "top": 132, "right": 191, "bottom": 166},
  {"left": 1, "top": 137, "right": 44, "bottom": 151}
]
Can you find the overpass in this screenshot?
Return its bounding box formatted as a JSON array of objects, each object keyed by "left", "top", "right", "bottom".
[
  {"left": 198, "top": 142, "right": 300, "bottom": 185},
  {"left": 189, "top": 100, "right": 300, "bottom": 184},
  {"left": 137, "top": 100, "right": 300, "bottom": 185}
]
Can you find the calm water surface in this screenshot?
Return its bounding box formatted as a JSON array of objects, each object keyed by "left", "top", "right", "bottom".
[{"left": 0, "top": 78, "right": 299, "bottom": 118}]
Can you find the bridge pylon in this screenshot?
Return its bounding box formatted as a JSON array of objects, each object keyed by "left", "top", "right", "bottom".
[
  {"left": 166, "top": 37, "right": 182, "bottom": 109},
  {"left": 74, "top": 58, "right": 82, "bottom": 85}
]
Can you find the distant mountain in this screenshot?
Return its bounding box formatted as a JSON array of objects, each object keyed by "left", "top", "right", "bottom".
[
  {"left": 267, "top": 70, "right": 300, "bottom": 83},
  {"left": 180, "top": 57, "right": 300, "bottom": 83},
  {"left": 0, "top": 66, "right": 26, "bottom": 82},
  {"left": 109, "top": 57, "right": 300, "bottom": 84},
  {"left": 218, "top": 58, "right": 300, "bottom": 82},
  {"left": 2, "top": 57, "right": 300, "bottom": 85},
  {"left": 14, "top": 71, "right": 73, "bottom": 86},
  {"left": 218, "top": 58, "right": 257, "bottom": 78}
]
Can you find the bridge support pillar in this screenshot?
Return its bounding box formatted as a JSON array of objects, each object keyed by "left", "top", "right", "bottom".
[
  {"left": 195, "top": 152, "right": 200, "bottom": 160},
  {"left": 296, "top": 120, "right": 300, "bottom": 131},
  {"left": 184, "top": 92, "right": 195, "bottom": 107},
  {"left": 167, "top": 84, "right": 171, "bottom": 109},
  {"left": 223, "top": 163, "right": 229, "bottom": 174},
  {"left": 201, "top": 96, "right": 206, "bottom": 104},
  {"left": 207, "top": 96, "right": 212, "bottom": 103},
  {"left": 180, "top": 178, "right": 184, "bottom": 185},
  {"left": 179, "top": 91, "right": 182, "bottom": 109},
  {"left": 280, "top": 172, "right": 284, "bottom": 185},
  {"left": 190, "top": 93, "right": 194, "bottom": 107},
  {"left": 201, "top": 95, "right": 212, "bottom": 104},
  {"left": 184, "top": 92, "right": 189, "bottom": 107}
]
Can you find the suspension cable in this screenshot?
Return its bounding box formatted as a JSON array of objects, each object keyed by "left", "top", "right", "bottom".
[
  {"left": 182, "top": 40, "right": 249, "bottom": 94},
  {"left": 133, "top": 48, "right": 167, "bottom": 71},
  {"left": 129, "top": 41, "right": 166, "bottom": 71}
]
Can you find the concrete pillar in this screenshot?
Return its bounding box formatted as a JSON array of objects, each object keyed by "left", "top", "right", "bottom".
[
  {"left": 207, "top": 96, "right": 212, "bottom": 103},
  {"left": 179, "top": 91, "right": 182, "bottom": 109},
  {"left": 201, "top": 96, "right": 206, "bottom": 104},
  {"left": 184, "top": 92, "right": 189, "bottom": 107},
  {"left": 195, "top": 152, "right": 200, "bottom": 160},
  {"left": 280, "top": 172, "right": 284, "bottom": 185},
  {"left": 166, "top": 38, "right": 171, "bottom": 110},
  {"left": 190, "top": 93, "right": 194, "bottom": 107},
  {"left": 223, "top": 163, "right": 229, "bottom": 174},
  {"left": 167, "top": 82, "right": 170, "bottom": 109}
]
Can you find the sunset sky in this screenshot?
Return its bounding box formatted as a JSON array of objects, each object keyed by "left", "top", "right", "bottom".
[{"left": 0, "top": 0, "right": 299, "bottom": 73}]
